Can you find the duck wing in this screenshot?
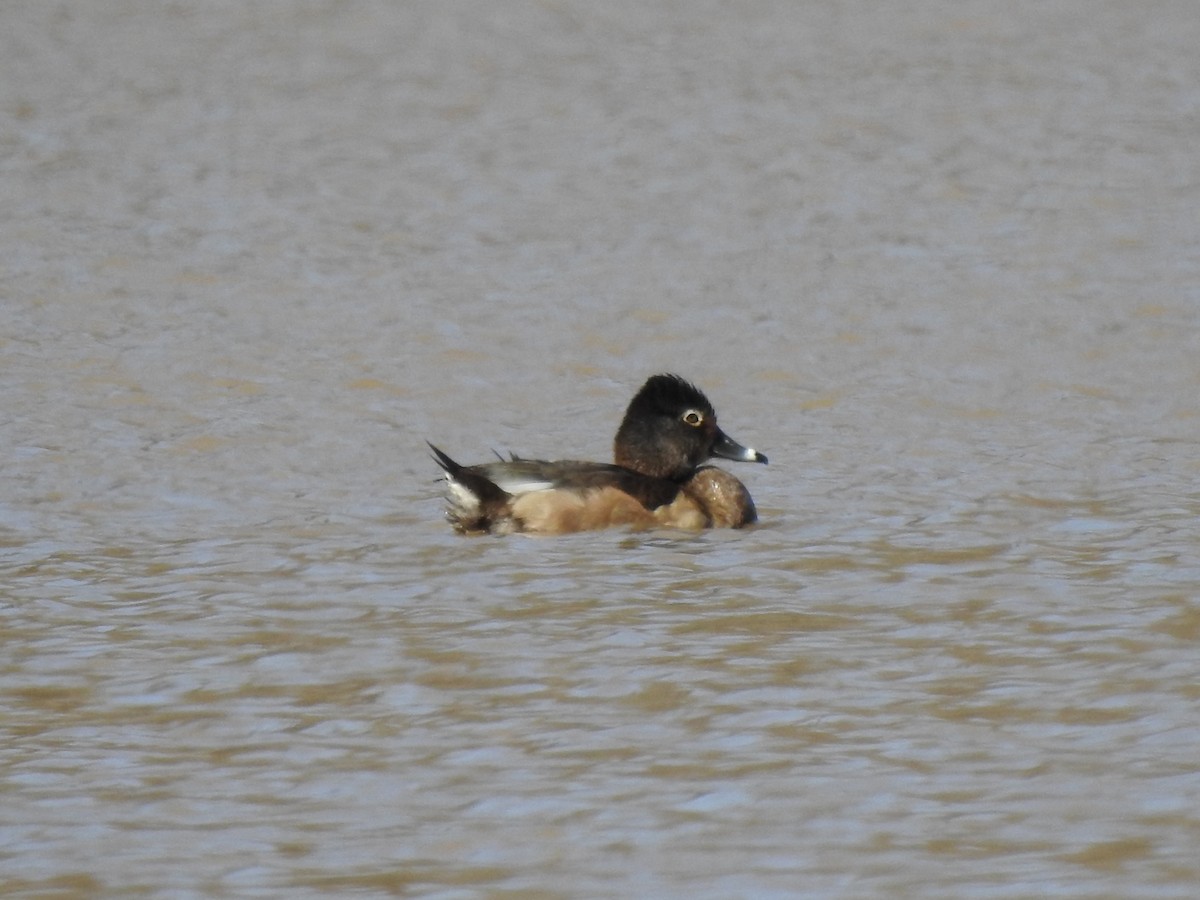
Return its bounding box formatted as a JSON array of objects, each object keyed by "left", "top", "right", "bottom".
[{"left": 468, "top": 458, "right": 681, "bottom": 509}]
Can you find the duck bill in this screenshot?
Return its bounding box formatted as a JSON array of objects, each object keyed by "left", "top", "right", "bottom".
[{"left": 711, "top": 428, "right": 768, "bottom": 465}]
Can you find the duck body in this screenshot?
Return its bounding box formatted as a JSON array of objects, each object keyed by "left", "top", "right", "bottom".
[{"left": 429, "top": 374, "right": 767, "bottom": 535}]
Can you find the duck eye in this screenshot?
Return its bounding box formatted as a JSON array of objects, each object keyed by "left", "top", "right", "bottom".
[{"left": 682, "top": 409, "right": 704, "bottom": 427}]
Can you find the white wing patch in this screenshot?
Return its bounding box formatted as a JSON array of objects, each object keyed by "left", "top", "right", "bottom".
[
  {"left": 489, "top": 475, "right": 555, "bottom": 495},
  {"left": 440, "top": 470, "right": 552, "bottom": 511}
]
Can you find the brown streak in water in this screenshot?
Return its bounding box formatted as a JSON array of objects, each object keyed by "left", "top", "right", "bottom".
[
  {"left": 1058, "top": 838, "right": 1154, "bottom": 870},
  {"left": 671, "top": 611, "right": 855, "bottom": 634}
]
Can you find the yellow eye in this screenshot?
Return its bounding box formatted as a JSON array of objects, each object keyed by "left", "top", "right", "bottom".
[{"left": 682, "top": 409, "right": 704, "bottom": 427}]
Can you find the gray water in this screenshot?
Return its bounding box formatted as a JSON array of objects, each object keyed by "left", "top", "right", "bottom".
[{"left": 4, "top": 2, "right": 1200, "bottom": 897}]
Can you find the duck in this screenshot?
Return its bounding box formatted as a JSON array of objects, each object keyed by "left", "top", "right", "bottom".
[{"left": 428, "top": 373, "right": 767, "bottom": 535}]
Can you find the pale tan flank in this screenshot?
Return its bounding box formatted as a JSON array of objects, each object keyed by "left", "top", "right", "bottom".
[
  {"left": 506, "top": 468, "right": 755, "bottom": 535},
  {"left": 650, "top": 492, "right": 710, "bottom": 530},
  {"left": 511, "top": 486, "right": 707, "bottom": 534}
]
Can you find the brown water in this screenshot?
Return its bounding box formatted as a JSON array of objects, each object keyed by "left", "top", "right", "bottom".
[{"left": 4, "top": 2, "right": 1200, "bottom": 897}]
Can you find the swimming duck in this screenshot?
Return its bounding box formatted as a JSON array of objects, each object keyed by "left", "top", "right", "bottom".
[{"left": 428, "top": 373, "right": 767, "bottom": 535}]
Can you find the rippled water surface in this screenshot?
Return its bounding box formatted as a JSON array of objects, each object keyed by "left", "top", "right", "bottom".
[{"left": 4, "top": 2, "right": 1200, "bottom": 897}]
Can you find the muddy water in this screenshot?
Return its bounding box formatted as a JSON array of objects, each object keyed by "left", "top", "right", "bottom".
[{"left": 4, "top": 1, "right": 1200, "bottom": 897}]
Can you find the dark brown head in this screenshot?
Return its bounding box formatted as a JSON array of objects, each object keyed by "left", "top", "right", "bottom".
[{"left": 613, "top": 374, "right": 767, "bottom": 480}]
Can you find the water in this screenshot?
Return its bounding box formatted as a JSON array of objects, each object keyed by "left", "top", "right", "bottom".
[{"left": 3, "top": 1, "right": 1200, "bottom": 897}]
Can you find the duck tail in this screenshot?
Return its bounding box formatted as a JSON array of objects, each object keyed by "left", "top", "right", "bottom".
[{"left": 427, "top": 442, "right": 511, "bottom": 534}]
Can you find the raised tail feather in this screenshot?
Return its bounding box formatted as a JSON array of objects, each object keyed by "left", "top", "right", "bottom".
[{"left": 427, "top": 442, "right": 512, "bottom": 534}]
